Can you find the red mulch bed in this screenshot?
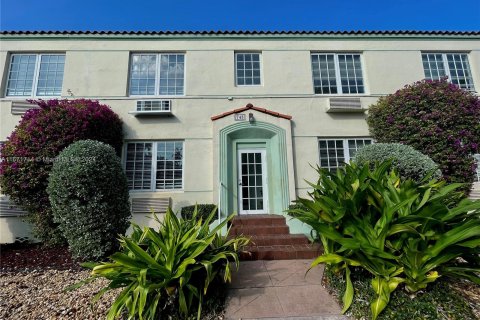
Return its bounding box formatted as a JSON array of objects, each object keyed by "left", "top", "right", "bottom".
[{"left": 0, "top": 243, "right": 81, "bottom": 271}]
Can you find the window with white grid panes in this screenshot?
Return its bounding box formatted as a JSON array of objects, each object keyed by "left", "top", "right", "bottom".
[
  {"left": 6, "top": 54, "right": 65, "bottom": 97},
  {"left": 125, "top": 142, "right": 153, "bottom": 190},
  {"left": 422, "top": 53, "right": 475, "bottom": 91},
  {"left": 474, "top": 154, "right": 480, "bottom": 182},
  {"left": 311, "top": 53, "right": 365, "bottom": 94},
  {"left": 129, "top": 53, "right": 185, "bottom": 96},
  {"left": 125, "top": 141, "right": 183, "bottom": 191},
  {"left": 318, "top": 138, "right": 372, "bottom": 171},
  {"left": 155, "top": 141, "right": 183, "bottom": 190},
  {"left": 235, "top": 53, "right": 261, "bottom": 86}
]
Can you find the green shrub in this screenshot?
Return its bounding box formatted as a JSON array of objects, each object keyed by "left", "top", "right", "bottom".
[
  {"left": 181, "top": 204, "right": 217, "bottom": 221},
  {"left": 353, "top": 143, "right": 441, "bottom": 182},
  {"left": 324, "top": 266, "right": 476, "bottom": 320},
  {"left": 288, "top": 203, "right": 308, "bottom": 212},
  {"left": 367, "top": 79, "right": 480, "bottom": 194},
  {"left": 288, "top": 161, "right": 480, "bottom": 319},
  {"left": 77, "top": 207, "right": 249, "bottom": 320},
  {"left": 47, "top": 140, "right": 131, "bottom": 260},
  {"left": 0, "top": 99, "right": 124, "bottom": 245}
]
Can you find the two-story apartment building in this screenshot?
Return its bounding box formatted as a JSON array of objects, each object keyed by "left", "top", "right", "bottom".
[{"left": 0, "top": 30, "right": 479, "bottom": 242}]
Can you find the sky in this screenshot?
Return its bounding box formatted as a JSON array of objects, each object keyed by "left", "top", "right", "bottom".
[{"left": 1, "top": 0, "right": 479, "bottom": 31}]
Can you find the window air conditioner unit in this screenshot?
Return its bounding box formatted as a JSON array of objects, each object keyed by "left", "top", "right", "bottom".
[{"left": 129, "top": 100, "right": 173, "bottom": 116}]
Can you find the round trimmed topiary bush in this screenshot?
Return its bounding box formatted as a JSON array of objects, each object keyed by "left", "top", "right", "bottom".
[
  {"left": 353, "top": 143, "right": 442, "bottom": 182},
  {"left": 367, "top": 79, "right": 480, "bottom": 194},
  {"left": 47, "top": 140, "right": 131, "bottom": 261},
  {"left": 0, "top": 99, "right": 124, "bottom": 245}
]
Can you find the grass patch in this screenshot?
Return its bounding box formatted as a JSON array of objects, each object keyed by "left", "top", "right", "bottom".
[{"left": 323, "top": 266, "right": 477, "bottom": 320}]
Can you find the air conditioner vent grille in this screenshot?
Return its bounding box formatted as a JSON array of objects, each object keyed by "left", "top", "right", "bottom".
[
  {"left": 131, "top": 197, "right": 170, "bottom": 214},
  {"left": 0, "top": 197, "right": 28, "bottom": 217},
  {"left": 11, "top": 101, "right": 39, "bottom": 115},
  {"left": 328, "top": 98, "right": 363, "bottom": 112}
]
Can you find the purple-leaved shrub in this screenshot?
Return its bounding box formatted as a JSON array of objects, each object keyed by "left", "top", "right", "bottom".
[
  {"left": 0, "top": 99, "right": 124, "bottom": 245},
  {"left": 367, "top": 79, "right": 480, "bottom": 194}
]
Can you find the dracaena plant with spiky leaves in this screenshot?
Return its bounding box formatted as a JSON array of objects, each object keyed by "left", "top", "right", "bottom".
[
  {"left": 288, "top": 161, "right": 480, "bottom": 320},
  {"left": 73, "top": 206, "right": 249, "bottom": 320}
]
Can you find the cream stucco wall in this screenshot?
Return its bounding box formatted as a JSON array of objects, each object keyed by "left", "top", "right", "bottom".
[
  {"left": 63, "top": 51, "right": 130, "bottom": 97},
  {"left": 0, "top": 34, "right": 479, "bottom": 240}
]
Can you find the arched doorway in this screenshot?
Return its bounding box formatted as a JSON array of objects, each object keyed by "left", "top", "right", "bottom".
[{"left": 217, "top": 121, "right": 290, "bottom": 220}]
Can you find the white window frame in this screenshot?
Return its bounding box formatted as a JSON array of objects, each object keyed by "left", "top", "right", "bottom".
[
  {"left": 311, "top": 53, "right": 366, "bottom": 95},
  {"left": 0, "top": 141, "right": 4, "bottom": 164},
  {"left": 5, "top": 53, "right": 65, "bottom": 98},
  {"left": 318, "top": 137, "right": 373, "bottom": 171},
  {"left": 235, "top": 52, "right": 263, "bottom": 86},
  {"left": 422, "top": 52, "right": 475, "bottom": 91},
  {"left": 124, "top": 141, "right": 185, "bottom": 192},
  {"left": 474, "top": 154, "right": 480, "bottom": 183},
  {"left": 128, "top": 53, "right": 186, "bottom": 97}
]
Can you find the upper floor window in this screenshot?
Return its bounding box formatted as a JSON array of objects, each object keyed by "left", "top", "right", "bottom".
[
  {"left": 129, "top": 53, "right": 185, "bottom": 96},
  {"left": 235, "top": 53, "right": 261, "bottom": 86},
  {"left": 6, "top": 54, "right": 65, "bottom": 97},
  {"left": 125, "top": 141, "right": 184, "bottom": 191},
  {"left": 318, "top": 138, "right": 372, "bottom": 171},
  {"left": 422, "top": 53, "right": 475, "bottom": 91},
  {"left": 311, "top": 53, "right": 365, "bottom": 94}
]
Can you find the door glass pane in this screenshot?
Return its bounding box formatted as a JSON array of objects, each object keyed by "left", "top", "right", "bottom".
[
  {"left": 242, "top": 176, "right": 248, "bottom": 185},
  {"left": 249, "top": 187, "right": 256, "bottom": 198},
  {"left": 257, "top": 199, "right": 264, "bottom": 210},
  {"left": 242, "top": 153, "right": 247, "bottom": 162},
  {"left": 256, "top": 187, "right": 263, "bottom": 197}
]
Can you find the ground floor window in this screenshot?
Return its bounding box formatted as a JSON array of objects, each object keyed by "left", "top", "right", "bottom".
[
  {"left": 125, "top": 141, "right": 184, "bottom": 191},
  {"left": 474, "top": 154, "right": 480, "bottom": 182},
  {"left": 318, "top": 138, "right": 372, "bottom": 171}
]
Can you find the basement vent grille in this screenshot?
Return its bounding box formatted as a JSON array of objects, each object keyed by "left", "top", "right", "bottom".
[
  {"left": 11, "top": 101, "right": 39, "bottom": 115},
  {"left": 328, "top": 98, "right": 363, "bottom": 113},
  {"left": 131, "top": 198, "right": 170, "bottom": 214},
  {"left": 0, "top": 197, "right": 28, "bottom": 217}
]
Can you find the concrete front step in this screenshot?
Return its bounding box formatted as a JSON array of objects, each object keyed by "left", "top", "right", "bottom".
[
  {"left": 469, "top": 192, "right": 480, "bottom": 200},
  {"left": 240, "top": 244, "right": 323, "bottom": 260}
]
